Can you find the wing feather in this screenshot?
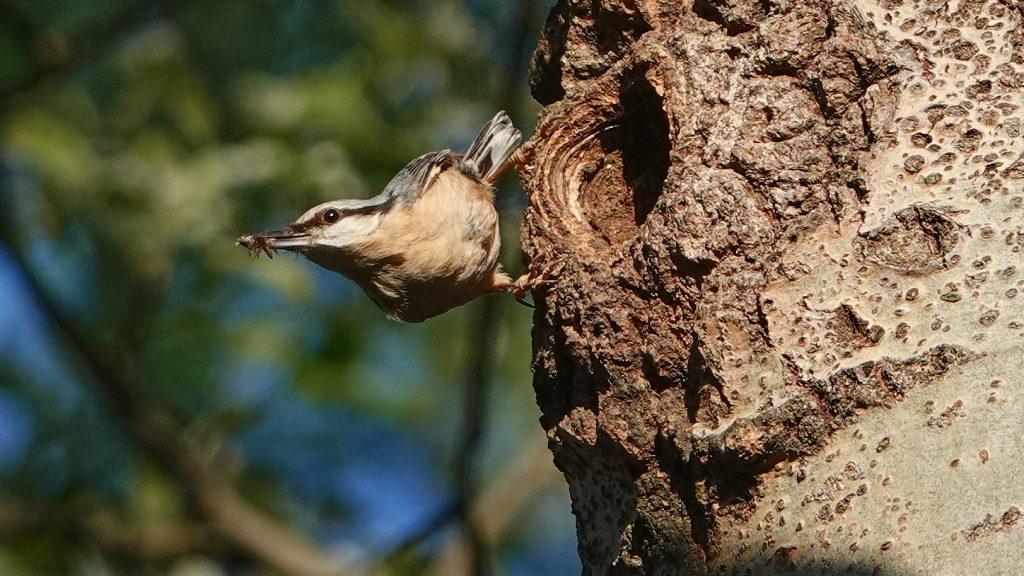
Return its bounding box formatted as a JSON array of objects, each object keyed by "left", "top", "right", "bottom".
[{"left": 378, "top": 151, "right": 458, "bottom": 207}]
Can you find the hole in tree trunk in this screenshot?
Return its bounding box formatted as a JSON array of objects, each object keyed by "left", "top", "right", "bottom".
[
  {"left": 584, "top": 66, "right": 670, "bottom": 245},
  {"left": 619, "top": 68, "right": 671, "bottom": 226}
]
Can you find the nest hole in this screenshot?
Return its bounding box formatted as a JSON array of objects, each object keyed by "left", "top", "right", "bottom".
[{"left": 585, "top": 68, "right": 670, "bottom": 245}]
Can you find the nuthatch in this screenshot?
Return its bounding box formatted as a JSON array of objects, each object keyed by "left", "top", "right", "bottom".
[{"left": 237, "top": 111, "right": 541, "bottom": 323}]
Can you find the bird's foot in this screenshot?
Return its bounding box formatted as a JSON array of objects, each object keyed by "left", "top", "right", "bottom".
[
  {"left": 507, "top": 259, "right": 564, "bottom": 306},
  {"left": 507, "top": 147, "right": 529, "bottom": 174}
]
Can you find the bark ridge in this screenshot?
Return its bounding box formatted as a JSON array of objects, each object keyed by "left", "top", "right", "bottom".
[{"left": 520, "top": 0, "right": 1024, "bottom": 574}]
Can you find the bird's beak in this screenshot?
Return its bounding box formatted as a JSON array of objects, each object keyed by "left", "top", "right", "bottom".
[{"left": 235, "top": 228, "right": 312, "bottom": 258}]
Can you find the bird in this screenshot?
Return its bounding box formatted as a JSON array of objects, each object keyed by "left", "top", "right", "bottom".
[{"left": 236, "top": 111, "right": 543, "bottom": 323}]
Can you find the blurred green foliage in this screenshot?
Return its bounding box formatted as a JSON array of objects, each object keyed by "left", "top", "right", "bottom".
[{"left": 0, "top": 0, "right": 578, "bottom": 574}]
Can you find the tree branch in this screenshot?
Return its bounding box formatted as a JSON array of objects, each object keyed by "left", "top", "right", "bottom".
[
  {"left": 0, "top": 216, "right": 359, "bottom": 576},
  {"left": 0, "top": 501, "right": 231, "bottom": 561},
  {"left": 449, "top": 0, "right": 541, "bottom": 573},
  {"left": 453, "top": 298, "right": 497, "bottom": 576},
  {"left": 428, "top": 436, "right": 558, "bottom": 576}
]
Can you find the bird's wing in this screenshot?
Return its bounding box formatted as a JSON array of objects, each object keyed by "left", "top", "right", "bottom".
[
  {"left": 376, "top": 111, "right": 521, "bottom": 207},
  {"left": 379, "top": 151, "right": 458, "bottom": 208}
]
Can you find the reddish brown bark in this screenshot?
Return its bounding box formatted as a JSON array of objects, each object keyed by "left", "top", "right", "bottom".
[{"left": 518, "top": 1, "right": 1024, "bottom": 574}]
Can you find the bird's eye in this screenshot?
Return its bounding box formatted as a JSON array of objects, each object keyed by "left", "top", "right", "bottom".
[{"left": 323, "top": 209, "right": 341, "bottom": 224}]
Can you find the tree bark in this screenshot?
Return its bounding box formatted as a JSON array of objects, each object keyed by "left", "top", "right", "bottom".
[{"left": 518, "top": 0, "right": 1024, "bottom": 574}]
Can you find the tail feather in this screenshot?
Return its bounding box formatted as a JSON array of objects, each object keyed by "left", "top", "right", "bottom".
[{"left": 463, "top": 111, "right": 522, "bottom": 183}]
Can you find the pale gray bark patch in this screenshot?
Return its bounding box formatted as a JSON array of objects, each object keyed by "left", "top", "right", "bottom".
[{"left": 519, "top": 0, "right": 1024, "bottom": 574}]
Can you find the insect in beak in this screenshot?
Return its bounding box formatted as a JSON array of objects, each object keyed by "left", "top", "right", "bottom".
[{"left": 235, "top": 229, "right": 311, "bottom": 258}]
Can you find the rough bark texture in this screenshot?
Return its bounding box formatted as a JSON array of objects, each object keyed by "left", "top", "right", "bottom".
[{"left": 518, "top": 1, "right": 1024, "bottom": 574}]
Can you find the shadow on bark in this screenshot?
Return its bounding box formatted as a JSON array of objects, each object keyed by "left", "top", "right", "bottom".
[{"left": 521, "top": 0, "right": 1023, "bottom": 574}]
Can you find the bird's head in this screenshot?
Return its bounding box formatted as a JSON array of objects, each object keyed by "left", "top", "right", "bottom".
[{"left": 236, "top": 199, "right": 388, "bottom": 272}]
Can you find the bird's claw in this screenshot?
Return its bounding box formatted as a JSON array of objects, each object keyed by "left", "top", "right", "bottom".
[
  {"left": 508, "top": 147, "right": 530, "bottom": 174},
  {"left": 508, "top": 259, "right": 564, "bottom": 306}
]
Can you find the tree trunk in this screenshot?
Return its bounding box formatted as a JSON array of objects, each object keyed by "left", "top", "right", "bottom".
[{"left": 518, "top": 0, "right": 1024, "bottom": 574}]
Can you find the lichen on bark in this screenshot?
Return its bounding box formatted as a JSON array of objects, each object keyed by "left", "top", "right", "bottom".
[{"left": 519, "top": 0, "right": 1024, "bottom": 574}]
